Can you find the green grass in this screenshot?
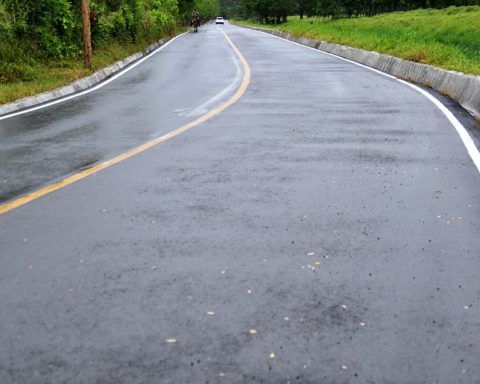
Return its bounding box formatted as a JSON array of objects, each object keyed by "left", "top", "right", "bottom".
[
  {"left": 0, "top": 33, "right": 183, "bottom": 105},
  {"left": 236, "top": 6, "right": 480, "bottom": 75}
]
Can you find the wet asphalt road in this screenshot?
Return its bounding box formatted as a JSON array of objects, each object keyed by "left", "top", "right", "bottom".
[
  {"left": 0, "top": 27, "right": 241, "bottom": 202},
  {"left": 1, "top": 24, "right": 480, "bottom": 384}
]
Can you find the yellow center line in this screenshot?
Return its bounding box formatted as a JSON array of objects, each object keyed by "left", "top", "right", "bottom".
[{"left": 0, "top": 31, "right": 251, "bottom": 216}]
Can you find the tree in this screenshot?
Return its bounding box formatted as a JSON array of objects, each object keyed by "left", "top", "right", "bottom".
[
  {"left": 219, "top": 0, "right": 242, "bottom": 18},
  {"left": 240, "top": 0, "right": 296, "bottom": 22},
  {"left": 81, "top": 0, "right": 92, "bottom": 68},
  {"left": 194, "top": 0, "right": 220, "bottom": 19},
  {"left": 297, "top": 0, "right": 316, "bottom": 18}
]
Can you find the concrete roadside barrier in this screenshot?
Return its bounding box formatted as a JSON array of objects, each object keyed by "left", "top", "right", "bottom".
[
  {"left": 0, "top": 38, "right": 169, "bottom": 117},
  {"left": 243, "top": 26, "right": 480, "bottom": 119}
]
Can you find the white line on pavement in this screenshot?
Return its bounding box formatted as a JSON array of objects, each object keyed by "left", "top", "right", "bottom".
[
  {"left": 0, "top": 32, "right": 189, "bottom": 121},
  {"left": 248, "top": 27, "right": 480, "bottom": 175}
]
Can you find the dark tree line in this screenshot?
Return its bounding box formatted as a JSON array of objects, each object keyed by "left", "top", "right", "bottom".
[{"left": 224, "top": 0, "right": 480, "bottom": 21}]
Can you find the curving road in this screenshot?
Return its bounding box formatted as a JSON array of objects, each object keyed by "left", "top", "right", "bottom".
[
  {"left": 0, "top": 27, "right": 242, "bottom": 202},
  {"left": 1, "top": 24, "right": 480, "bottom": 384}
]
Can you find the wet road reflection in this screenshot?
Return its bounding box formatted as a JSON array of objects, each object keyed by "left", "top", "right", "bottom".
[{"left": 0, "top": 27, "right": 239, "bottom": 202}]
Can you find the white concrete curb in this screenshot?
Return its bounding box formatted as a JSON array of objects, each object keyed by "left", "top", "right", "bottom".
[
  {"left": 0, "top": 38, "right": 169, "bottom": 117},
  {"left": 244, "top": 26, "right": 480, "bottom": 118}
]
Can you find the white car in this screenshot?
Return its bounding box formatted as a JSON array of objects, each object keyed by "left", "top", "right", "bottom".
[{"left": 215, "top": 17, "right": 225, "bottom": 25}]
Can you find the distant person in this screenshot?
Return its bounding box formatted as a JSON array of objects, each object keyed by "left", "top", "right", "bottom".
[
  {"left": 191, "top": 10, "right": 201, "bottom": 25},
  {"left": 191, "top": 10, "right": 201, "bottom": 32}
]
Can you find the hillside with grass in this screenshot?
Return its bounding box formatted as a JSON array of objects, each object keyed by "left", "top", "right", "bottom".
[{"left": 238, "top": 6, "right": 480, "bottom": 75}]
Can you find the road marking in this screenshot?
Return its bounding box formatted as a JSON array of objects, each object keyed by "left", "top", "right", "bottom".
[
  {"left": 247, "top": 27, "right": 480, "bottom": 175},
  {"left": 182, "top": 44, "right": 243, "bottom": 118},
  {"left": 0, "top": 30, "right": 251, "bottom": 215},
  {"left": 0, "top": 33, "right": 189, "bottom": 120},
  {"left": 397, "top": 79, "right": 480, "bottom": 173}
]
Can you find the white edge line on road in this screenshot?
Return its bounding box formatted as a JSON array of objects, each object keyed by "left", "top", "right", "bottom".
[
  {"left": 398, "top": 79, "right": 480, "bottom": 173},
  {"left": 249, "top": 27, "right": 480, "bottom": 174},
  {"left": 0, "top": 32, "right": 189, "bottom": 121}
]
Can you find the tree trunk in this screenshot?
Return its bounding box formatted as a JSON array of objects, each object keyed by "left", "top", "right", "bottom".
[{"left": 81, "top": 0, "right": 92, "bottom": 69}]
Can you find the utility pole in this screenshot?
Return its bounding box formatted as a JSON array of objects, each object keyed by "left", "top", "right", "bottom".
[{"left": 81, "top": 0, "right": 92, "bottom": 69}]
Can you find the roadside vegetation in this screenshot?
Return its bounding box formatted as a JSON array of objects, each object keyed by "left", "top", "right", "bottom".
[
  {"left": 236, "top": 6, "right": 480, "bottom": 75},
  {"left": 0, "top": 0, "right": 220, "bottom": 104},
  {"left": 235, "top": 0, "right": 480, "bottom": 21},
  {"left": 2, "top": 0, "right": 479, "bottom": 105}
]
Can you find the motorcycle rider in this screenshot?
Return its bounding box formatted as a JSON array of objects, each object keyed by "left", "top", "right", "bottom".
[{"left": 191, "top": 10, "right": 201, "bottom": 26}]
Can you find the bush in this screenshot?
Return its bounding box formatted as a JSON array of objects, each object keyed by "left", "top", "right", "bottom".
[
  {"left": 0, "top": 0, "right": 220, "bottom": 91},
  {"left": 151, "top": 0, "right": 179, "bottom": 35},
  {"left": 0, "top": 62, "right": 35, "bottom": 83}
]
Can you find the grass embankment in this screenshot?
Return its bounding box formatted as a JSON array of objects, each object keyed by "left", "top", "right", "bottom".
[
  {"left": 237, "top": 6, "right": 480, "bottom": 75},
  {"left": 0, "top": 35, "right": 181, "bottom": 105}
]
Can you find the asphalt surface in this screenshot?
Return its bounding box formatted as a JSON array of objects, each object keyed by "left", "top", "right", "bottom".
[
  {"left": 1, "top": 24, "right": 480, "bottom": 384},
  {"left": 0, "top": 27, "right": 241, "bottom": 202}
]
